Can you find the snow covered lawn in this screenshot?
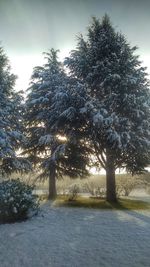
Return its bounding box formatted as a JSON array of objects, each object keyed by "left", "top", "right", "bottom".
[{"left": 0, "top": 202, "right": 150, "bottom": 267}]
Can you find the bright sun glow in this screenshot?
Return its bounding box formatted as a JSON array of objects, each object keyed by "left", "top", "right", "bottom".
[
  {"left": 9, "top": 54, "right": 44, "bottom": 91},
  {"left": 56, "top": 135, "right": 67, "bottom": 141}
]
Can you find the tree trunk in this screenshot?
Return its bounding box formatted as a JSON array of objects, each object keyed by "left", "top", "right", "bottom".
[
  {"left": 48, "top": 164, "right": 57, "bottom": 200},
  {"left": 106, "top": 150, "right": 117, "bottom": 202}
]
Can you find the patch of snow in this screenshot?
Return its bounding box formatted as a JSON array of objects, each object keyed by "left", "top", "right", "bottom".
[{"left": 0, "top": 203, "right": 149, "bottom": 267}]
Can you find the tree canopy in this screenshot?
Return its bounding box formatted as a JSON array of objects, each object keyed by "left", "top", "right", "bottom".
[
  {"left": 0, "top": 46, "right": 30, "bottom": 175},
  {"left": 64, "top": 15, "right": 150, "bottom": 201},
  {"left": 25, "top": 49, "right": 91, "bottom": 198},
  {"left": 23, "top": 15, "right": 150, "bottom": 201}
]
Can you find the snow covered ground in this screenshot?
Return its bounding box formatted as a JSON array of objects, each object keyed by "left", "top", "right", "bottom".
[{"left": 0, "top": 198, "right": 150, "bottom": 267}]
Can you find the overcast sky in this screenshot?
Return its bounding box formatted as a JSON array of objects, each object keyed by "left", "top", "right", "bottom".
[{"left": 0, "top": 0, "right": 150, "bottom": 90}]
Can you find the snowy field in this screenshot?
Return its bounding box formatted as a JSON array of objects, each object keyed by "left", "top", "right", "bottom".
[{"left": 0, "top": 197, "right": 150, "bottom": 267}]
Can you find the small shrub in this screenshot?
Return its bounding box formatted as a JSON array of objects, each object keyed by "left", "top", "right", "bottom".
[
  {"left": 0, "top": 178, "right": 39, "bottom": 223},
  {"left": 94, "top": 187, "right": 106, "bottom": 198},
  {"left": 82, "top": 181, "right": 96, "bottom": 196},
  {"left": 83, "top": 181, "right": 106, "bottom": 198},
  {"left": 67, "top": 184, "right": 80, "bottom": 201},
  {"left": 116, "top": 175, "right": 139, "bottom": 197}
]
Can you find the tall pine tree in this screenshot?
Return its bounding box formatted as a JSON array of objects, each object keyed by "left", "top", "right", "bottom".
[
  {"left": 65, "top": 15, "right": 150, "bottom": 202},
  {"left": 0, "top": 46, "right": 30, "bottom": 176},
  {"left": 25, "top": 49, "right": 90, "bottom": 199}
]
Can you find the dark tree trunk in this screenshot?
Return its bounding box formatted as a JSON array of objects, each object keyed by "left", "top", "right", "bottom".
[
  {"left": 48, "top": 163, "right": 57, "bottom": 200},
  {"left": 106, "top": 150, "right": 117, "bottom": 202}
]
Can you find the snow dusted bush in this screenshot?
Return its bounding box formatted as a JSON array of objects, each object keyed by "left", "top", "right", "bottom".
[
  {"left": 83, "top": 181, "right": 106, "bottom": 198},
  {"left": 0, "top": 179, "right": 39, "bottom": 223},
  {"left": 116, "top": 175, "right": 144, "bottom": 197},
  {"left": 67, "top": 184, "right": 80, "bottom": 201}
]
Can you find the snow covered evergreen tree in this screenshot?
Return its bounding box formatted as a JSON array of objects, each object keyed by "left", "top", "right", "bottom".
[
  {"left": 65, "top": 15, "right": 150, "bottom": 202},
  {"left": 25, "top": 49, "right": 90, "bottom": 199},
  {"left": 0, "top": 46, "right": 31, "bottom": 177}
]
